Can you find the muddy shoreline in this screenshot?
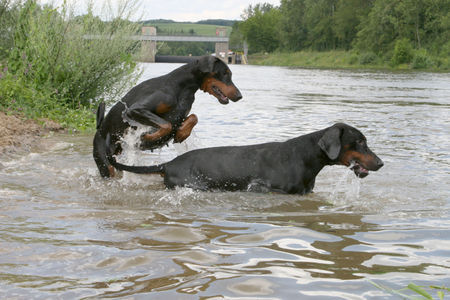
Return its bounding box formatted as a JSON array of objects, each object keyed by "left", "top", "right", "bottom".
[{"left": 0, "top": 112, "right": 64, "bottom": 155}]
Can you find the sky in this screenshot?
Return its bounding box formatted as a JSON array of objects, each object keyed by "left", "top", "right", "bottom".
[
  {"left": 39, "top": 0, "right": 281, "bottom": 22},
  {"left": 139, "top": 0, "right": 281, "bottom": 22}
]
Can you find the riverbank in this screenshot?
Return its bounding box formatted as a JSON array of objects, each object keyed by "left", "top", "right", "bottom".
[
  {"left": 248, "top": 51, "right": 449, "bottom": 71},
  {"left": 0, "top": 112, "right": 64, "bottom": 155}
]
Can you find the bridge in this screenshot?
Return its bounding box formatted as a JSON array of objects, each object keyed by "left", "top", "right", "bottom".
[{"left": 138, "top": 26, "right": 229, "bottom": 63}]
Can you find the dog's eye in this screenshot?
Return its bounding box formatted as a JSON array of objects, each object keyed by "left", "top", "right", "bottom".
[{"left": 357, "top": 140, "right": 365, "bottom": 146}]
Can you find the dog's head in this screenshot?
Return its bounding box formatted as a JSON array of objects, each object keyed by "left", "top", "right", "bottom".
[
  {"left": 196, "top": 55, "right": 242, "bottom": 105},
  {"left": 318, "top": 123, "right": 384, "bottom": 178}
]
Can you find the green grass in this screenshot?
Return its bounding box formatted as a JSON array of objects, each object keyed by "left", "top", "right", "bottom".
[
  {"left": 249, "top": 51, "right": 385, "bottom": 69},
  {"left": 145, "top": 22, "right": 232, "bottom": 36},
  {"left": 249, "top": 50, "right": 449, "bottom": 71},
  {"left": 370, "top": 280, "right": 449, "bottom": 299}
]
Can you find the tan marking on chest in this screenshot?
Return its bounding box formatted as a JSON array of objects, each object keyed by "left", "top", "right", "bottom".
[{"left": 156, "top": 102, "right": 172, "bottom": 114}]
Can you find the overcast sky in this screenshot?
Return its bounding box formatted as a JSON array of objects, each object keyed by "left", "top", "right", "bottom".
[
  {"left": 140, "top": 0, "right": 280, "bottom": 21},
  {"left": 39, "top": 0, "right": 281, "bottom": 22}
]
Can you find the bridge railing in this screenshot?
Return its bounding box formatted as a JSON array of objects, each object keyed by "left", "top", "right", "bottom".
[
  {"left": 83, "top": 34, "right": 229, "bottom": 42},
  {"left": 138, "top": 35, "right": 229, "bottom": 42}
]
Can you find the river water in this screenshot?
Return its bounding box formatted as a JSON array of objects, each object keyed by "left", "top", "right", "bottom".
[{"left": 0, "top": 63, "right": 449, "bottom": 299}]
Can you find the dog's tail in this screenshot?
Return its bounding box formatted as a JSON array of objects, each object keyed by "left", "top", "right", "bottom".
[
  {"left": 96, "top": 101, "right": 106, "bottom": 129},
  {"left": 105, "top": 134, "right": 165, "bottom": 175}
]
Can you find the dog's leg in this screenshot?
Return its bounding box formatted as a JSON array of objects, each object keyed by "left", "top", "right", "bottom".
[
  {"left": 124, "top": 106, "right": 173, "bottom": 142},
  {"left": 174, "top": 114, "right": 198, "bottom": 143},
  {"left": 141, "top": 123, "right": 172, "bottom": 142}
]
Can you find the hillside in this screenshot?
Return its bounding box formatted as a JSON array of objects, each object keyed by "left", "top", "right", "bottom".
[{"left": 141, "top": 19, "right": 234, "bottom": 36}]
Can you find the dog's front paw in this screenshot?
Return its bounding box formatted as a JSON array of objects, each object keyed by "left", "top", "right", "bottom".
[{"left": 174, "top": 130, "right": 190, "bottom": 143}]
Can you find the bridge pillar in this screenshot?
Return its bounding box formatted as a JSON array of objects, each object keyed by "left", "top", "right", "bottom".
[
  {"left": 140, "top": 26, "right": 157, "bottom": 62},
  {"left": 215, "top": 27, "right": 228, "bottom": 63},
  {"left": 215, "top": 42, "right": 229, "bottom": 63}
]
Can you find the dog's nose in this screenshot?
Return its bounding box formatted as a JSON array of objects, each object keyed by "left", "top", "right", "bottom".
[
  {"left": 376, "top": 157, "right": 384, "bottom": 169},
  {"left": 234, "top": 89, "right": 242, "bottom": 101}
]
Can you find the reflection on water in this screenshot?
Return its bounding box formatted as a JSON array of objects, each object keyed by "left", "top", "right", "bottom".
[{"left": 0, "top": 64, "right": 449, "bottom": 298}]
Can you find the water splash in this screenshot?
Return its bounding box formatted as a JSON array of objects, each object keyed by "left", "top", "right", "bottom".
[
  {"left": 116, "top": 125, "right": 202, "bottom": 166},
  {"left": 329, "top": 167, "right": 362, "bottom": 208},
  {"left": 100, "top": 126, "right": 204, "bottom": 192},
  {"left": 116, "top": 125, "right": 159, "bottom": 166}
]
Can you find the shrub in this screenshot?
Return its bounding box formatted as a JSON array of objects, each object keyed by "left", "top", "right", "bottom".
[
  {"left": 0, "top": 70, "right": 95, "bottom": 130},
  {"left": 0, "top": 0, "right": 20, "bottom": 60},
  {"left": 441, "top": 41, "right": 450, "bottom": 57},
  {"left": 411, "top": 49, "right": 433, "bottom": 69},
  {"left": 392, "top": 38, "right": 413, "bottom": 65},
  {"left": 359, "top": 52, "right": 377, "bottom": 65},
  {"left": 348, "top": 53, "right": 358, "bottom": 65},
  {"left": 0, "top": 0, "right": 142, "bottom": 130}
]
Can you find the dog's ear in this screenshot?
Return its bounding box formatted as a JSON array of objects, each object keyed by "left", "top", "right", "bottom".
[
  {"left": 318, "top": 126, "right": 342, "bottom": 160},
  {"left": 197, "top": 55, "right": 218, "bottom": 73}
]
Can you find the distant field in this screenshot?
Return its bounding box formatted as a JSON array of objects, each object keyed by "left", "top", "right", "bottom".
[{"left": 144, "top": 23, "right": 232, "bottom": 36}]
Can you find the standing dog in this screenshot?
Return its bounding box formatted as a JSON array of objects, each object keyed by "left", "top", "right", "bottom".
[
  {"left": 107, "top": 123, "right": 384, "bottom": 194},
  {"left": 93, "top": 56, "right": 242, "bottom": 177}
]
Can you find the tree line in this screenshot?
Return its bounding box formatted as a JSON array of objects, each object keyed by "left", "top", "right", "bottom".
[{"left": 231, "top": 0, "right": 449, "bottom": 67}]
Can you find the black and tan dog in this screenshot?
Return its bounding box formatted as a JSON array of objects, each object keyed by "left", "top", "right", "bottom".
[
  {"left": 107, "top": 123, "right": 384, "bottom": 194},
  {"left": 93, "top": 56, "right": 242, "bottom": 177}
]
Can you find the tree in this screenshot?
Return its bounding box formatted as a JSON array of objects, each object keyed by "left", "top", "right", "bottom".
[
  {"left": 229, "top": 21, "right": 245, "bottom": 51},
  {"left": 419, "top": 0, "right": 449, "bottom": 53},
  {"left": 239, "top": 3, "right": 281, "bottom": 53},
  {"left": 279, "top": 0, "right": 308, "bottom": 51},
  {"left": 355, "top": 0, "right": 449, "bottom": 54},
  {"left": 333, "top": 0, "right": 373, "bottom": 50},
  {"left": 234, "top": 0, "right": 448, "bottom": 65},
  {"left": 303, "top": 0, "right": 338, "bottom": 50},
  {"left": 355, "top": 0, "right": 399, "bottom": 53}
]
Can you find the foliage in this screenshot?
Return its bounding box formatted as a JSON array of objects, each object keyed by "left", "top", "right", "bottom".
[
  {"left": 412, "top": 49, "right": 434, "bottom": 69},
  {"left": 229, "top": 21, "right": 245, "bottom": 52},
  {"left": 333, "top": 0, "right": 372, "bottom": 50},
  {"left": 435, "top": 41, "right": 450, "bottom": 69},
  {"left": 249, "top": 50, "right": 386, "bottom": 69},
  {"left": 144, "top": 22, "right": 232, "bottom": 36},
  {"left": 392, "top": 38, "right": 414, "bottom": 65},
  {"left": 156, "top": 41, "right": 215, "bottom": 56},
  {"left": 196, "top": 19, "right": 235, "bottom": 27},
  {"left": 359, "top": 52, "right": 378, "bottom": 65},
  {"left": 355, "top": 0, "right": 449, "bottom": 54},
  {"left": 143, "top": 19, "right": 235, "bottom": 28},
  {"left": 0, "top": 71, "right": 95, "bottom": 130},
  {"left": 249, "top": 49, "right": 446, "bottom": 71},
  {"left": 142, "top": 19, "right": 174, "bottom": 24},
  {"left": 0, "top": 71, "right": 52, "bottom": 116},
  {"left": 0, "top": 0, "right": 20, "bottom": 60},
  {"left": 236, "top": 0, "right": 449, "bottom": 70},
  {"left": 303, "top": 0, "right": 337, "bottom": 51},
  {"left": 248, "top": 0, "right": 371, "bottom": 52},
  {"left": 355, "top": 0, "right": 399, "bottom": 54},
  {"left": 279, "top": 0, "right": 307, "bottom": 51},
  {"left": 0, "top": 0, "right": 142, "bottom": 131},
  {"left": 239, "top": 3, "right": 281, "bottom": 53}
]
